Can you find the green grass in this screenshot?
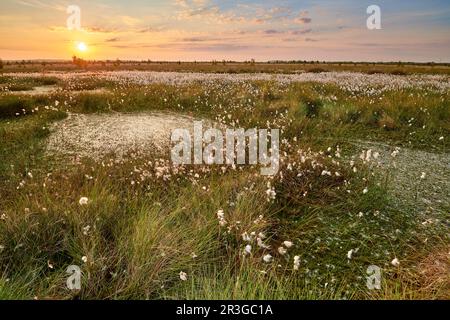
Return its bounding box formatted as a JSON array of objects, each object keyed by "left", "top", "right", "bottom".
[{"left": 0, "top": 75, "right": 448, "bottom": 300}]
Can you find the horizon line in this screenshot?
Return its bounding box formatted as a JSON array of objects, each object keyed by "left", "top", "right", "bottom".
[{"left": 3, "top": 59, "right": 450, "bottom": 65}]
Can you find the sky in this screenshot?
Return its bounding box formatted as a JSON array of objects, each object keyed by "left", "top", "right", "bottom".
[{"left": 1, "top": 0, "right": 449, "bottom": 62}]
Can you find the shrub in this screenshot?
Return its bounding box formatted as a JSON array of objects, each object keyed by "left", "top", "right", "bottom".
[
  {"left": 0, "top": 96, "right": 32, "bottom": 118},
  {"left": 77, "top": 94, "right": 110, "bottom": 113},
  {"left": 8, "top": 84, "right": 34, "bottom": 92},
  {"left": 378, "top": 113, "right": 397, "bottom": 130},
  {"left": 307, "top": 67, "right": 326, "bottom": 73},
  {"left": 390, "top": 69, "right": 408, "bottom": 76},
  {"left": 0, "top": 76, "right": 10, "bottom": 84},
  {"left": 38, "top": 77, "right": 59, "bottom": 86},
  {"left": 344, "top": 109, "right": 362, "bottom": 124},
  {"left": 302, "top": 96, "right": 323, "bottom": 118},
  {"left": 260, "top": 82, "right": 278, "bottom": 101}
]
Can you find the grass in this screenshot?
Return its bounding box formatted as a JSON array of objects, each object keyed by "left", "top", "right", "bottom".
[
  {"left": 3, "top": 61, "right": 450, "bottom": 75},
  {"left": 0, "top": 73, "right": 448, "bottom": 300},
  {"left": 0, "top": 76, "right": 59, "bottom": 92}
]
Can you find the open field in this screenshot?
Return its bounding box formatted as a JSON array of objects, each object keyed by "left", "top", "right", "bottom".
[
  {"left": 0, "top": 69, "right": 448, "bottom": 300},
  {"left": 2, "top": 61, "right": 450, "bottom": 75}
]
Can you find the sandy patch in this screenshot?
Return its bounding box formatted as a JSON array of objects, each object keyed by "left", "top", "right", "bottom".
[
  {"left": 2, "top": 86, "right": 112, "bottom": 96},
  {"left": 46, "top": 112, "right": 200, "bottom": 159},
  {"left": 4, "top": 85, "right": 58, "bottom": 96},
  {"left": 352, "top": 140, "right": 449, "bottom": 215}
]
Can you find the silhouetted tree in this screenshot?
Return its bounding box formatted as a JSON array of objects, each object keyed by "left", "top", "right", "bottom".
[
  {"left": 0, "top": 58, "right": 3, "bottom": 70},
  {"left": 72, "top": 55, "right": 88, "bottom": 68}
]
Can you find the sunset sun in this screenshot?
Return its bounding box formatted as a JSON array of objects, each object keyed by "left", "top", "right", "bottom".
[
  {"left": 0, "top": 0, "right": 449, "bottom": 304},
  {"left": 76, "top": 42, "right": 88, "bottom": 52}
]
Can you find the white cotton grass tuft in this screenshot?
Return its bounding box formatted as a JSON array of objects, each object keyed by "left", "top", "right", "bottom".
[
  {"left": 347, "top": 249, "right": 354, "bottom": 259},
  {"left": 257, "top": 237, "right": 271, "bottom": 249},
  {"left": 347, "top": 248, "right": 359, "bottom": 260},
  {"left": 217, "top": 209, "right": 224, "bottom": 220},
  {"left": 347, "top": 250, "right": 353, "bottom": 259},
  {"left": 283, "top": 241, "right": 293, "bottom": 248},
  {"left": 294, "top": 256, "right": 300, "bottom": 270},
  {"left": 391, "top": 149, "right": 400, "bottom": 157},
  {"left": 242, "top": 232, "right": 251, "bottom": 242},
  {"left": 391, "top": 258, "right": 400, "bottom": 267},
  {"left": 179, "top": 271, "right": 188, "bottom": 281},
  {"left": 217, "top": 209, "right": 227, "bottom": 226},
  {"left": 82, "top": 225, "right": 91, "bottom": 236},
  {"left": 278, "top": 247, "right": 287, "bottom": 255},
  {"left": 244, "top": 245, "right": 252, "bottom": 256},
  {"left": 263, "top": 254, "right": 273, "bottom": 263},
  {"left": 79, "top": 197, "right": 89, "bottom": 206}
]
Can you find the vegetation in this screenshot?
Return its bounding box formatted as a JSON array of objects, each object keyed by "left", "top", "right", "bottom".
[
  {"left": 2, "top": 60, "right": 450, "bottom": 75},
  {"left": 0, "top": 72, "right": 448, "bottom": 300}
]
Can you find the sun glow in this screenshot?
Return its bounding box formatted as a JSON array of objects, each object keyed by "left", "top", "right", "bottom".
[{"left": 77, "top": 42, "right": 88, "bottom": 52}]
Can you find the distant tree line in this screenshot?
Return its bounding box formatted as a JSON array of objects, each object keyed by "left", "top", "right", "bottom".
[
  {"left": 2, "top": 58, "right": 449, "bottom": 68},
  {"left": 72, "top": 56, "right": 88, "bottom": 67},
  {"left": 266, "top": 60, "right": 448, "bottom": 67}
]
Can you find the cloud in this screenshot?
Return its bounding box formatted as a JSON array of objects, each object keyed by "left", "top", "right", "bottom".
[
  {"left": 173, "top": 1, "right": 298, "bottom": 26},
  {"left": 174, "top": 0, "right": 188, "bottom": 7},
  {"left": 180, "top": 36, "right": 217, "bottom": 42},
  {"left": 109, "top": 41, "right": 250, "bottom": 52},
  {"left": 83, "top": 26, "right": 119, "bottom": 34},
  {"left": 282, "top": 38, "right": 298, "bottom": 42},
  {"left": 120, "top": 15, "right": 142, "bottom": 26},
  {"left": 291, "top": 28, "right": 312, "bottom": 35},
  {"left": 264, "top": 29, "right": 282, "bottom": 34},
  {"left": 15, "top": 0, "right": 65, "bottom": 11},
  {"left": 48, "top": 26, "right": 66, "bottom": 32},
  {"left": 175, "top": 0, "right": 210, "bottom": 8},
  {"left": 290, "top": 10, "right": 312, "bottom": 24},
  {"left": 295, "top": 17, "right": 312, "bottom": 24},
  {"left": 137, "top": 26, "right": 167, "bottom": 33},
  {"left": 262, "top": 28, "right": 312, "bottom": 36},
  {"left": 181, "top": 43, "right": 251, "bottom": 52}
]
